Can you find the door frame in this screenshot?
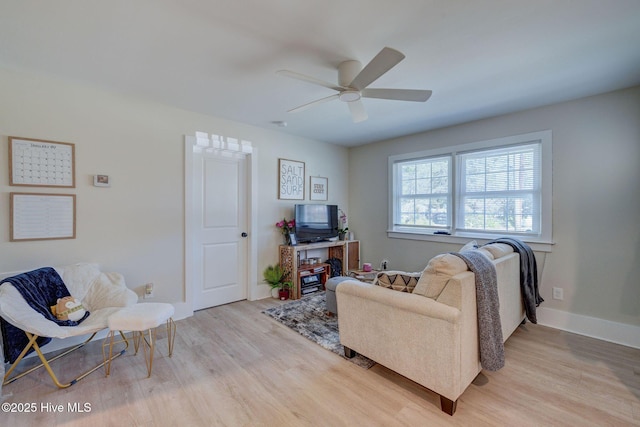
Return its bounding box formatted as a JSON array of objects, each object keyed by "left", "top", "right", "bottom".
[{"left": 184, "top": 133, "right": 258, "bottom": 317}]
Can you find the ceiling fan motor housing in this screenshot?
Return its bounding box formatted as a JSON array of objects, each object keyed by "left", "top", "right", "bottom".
[{"left": 338, "top": 60, "right": 362, "bottom": 88}]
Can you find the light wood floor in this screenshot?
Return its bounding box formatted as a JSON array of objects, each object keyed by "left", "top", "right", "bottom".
[{"left": 2, "top": 298, "right": 639, "bottom": 426}]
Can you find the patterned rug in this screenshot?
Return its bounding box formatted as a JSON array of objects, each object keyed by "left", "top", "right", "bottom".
[{"left": 263, "top": 293, "right": 375, "bottom": 369}]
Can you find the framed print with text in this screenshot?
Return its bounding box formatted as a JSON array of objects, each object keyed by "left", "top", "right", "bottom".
[
  {"left": 310, "top": 176, "right": 328, "bottom": 201},
  {"left": 278, "top": 158, "right": 305, "bottom": 200}
]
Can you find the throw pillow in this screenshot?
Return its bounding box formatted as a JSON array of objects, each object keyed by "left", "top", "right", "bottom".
[
  {"left": 413, "top": 253, "right": 468, "bottom": 299},
  {"left": 482, "top": 243, "right": 514, "bottom": 259},
  {"left": 460, "top": 240, "right": 478, "bottom": 252},
  {"left": 50, "top": 296, "right": 86, "bottom": 321},
  {"left": 374, "top": 271, "right": 420, "bottom": 293}
]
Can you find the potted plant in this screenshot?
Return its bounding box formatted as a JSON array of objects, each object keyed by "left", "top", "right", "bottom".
[
  {"left": 338, "top": 209, "right": 349, "bottom": 240},
  {"left": 275, "top": 217, "right": 295, "bottom": 245},
  {"left": 263, "top": 264, "right": 293, "bottom": 300}
]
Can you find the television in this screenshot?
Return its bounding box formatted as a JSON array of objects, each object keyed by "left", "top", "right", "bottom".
[{"left": 294, "top": 204, "right": 339, "bottom": 243}]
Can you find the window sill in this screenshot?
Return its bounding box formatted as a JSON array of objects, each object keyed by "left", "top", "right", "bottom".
[{"left": 387, "top": 229, "right": 555, "bottom": 252}]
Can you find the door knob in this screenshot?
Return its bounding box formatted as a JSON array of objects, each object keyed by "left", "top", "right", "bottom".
[{"left": 241, "top": 232, "right": 248, "bottom": 237}]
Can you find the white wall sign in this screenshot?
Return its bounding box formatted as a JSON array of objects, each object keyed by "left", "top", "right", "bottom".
[
  {"left": 10, "top": 193, "right": 76, "bottom": 241},
  {"left": 278, "top": 158, "right": 305, "bottom": 200},
  {"left": 310, "top": 176, "right": 328, "bottom": 201}
]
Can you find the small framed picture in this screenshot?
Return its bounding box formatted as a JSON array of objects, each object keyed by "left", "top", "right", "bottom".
[
  {"left": 310, "top": 176, "right": 328, "bottom": 201},
  {"left": 93, "top": 175, "right": 110, "bottom": 187},
  {"left": 288, "top": 233, "right": 298, "bottom": 246}
]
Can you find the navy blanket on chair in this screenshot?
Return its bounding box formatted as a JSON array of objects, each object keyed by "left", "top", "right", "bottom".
[{"left": 0, "top": 267, "right": 89, "bottom": 363}]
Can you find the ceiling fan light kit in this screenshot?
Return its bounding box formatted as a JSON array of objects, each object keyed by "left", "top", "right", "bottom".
[
  {"left": 278, "top": 47, "right": 432, "bottom": 123},
  {"left": 339, "top": 90, "right": 361, "bottom": 102}
]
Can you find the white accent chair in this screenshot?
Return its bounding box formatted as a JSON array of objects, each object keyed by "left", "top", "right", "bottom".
[{"left": 0, "top": 263, "right": 137, "bottom": 388}]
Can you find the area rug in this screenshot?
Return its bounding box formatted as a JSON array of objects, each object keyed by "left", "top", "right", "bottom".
[{"left": 263, "top": 293, "right": 375, "bottom": 369}]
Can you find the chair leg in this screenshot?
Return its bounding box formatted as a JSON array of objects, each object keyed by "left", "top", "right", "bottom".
[
  {"left": 3, "top": 332, "right": 41, "bottom": 385},
  {"left": 140, "top": 327, "right": 157, "bottom": 377},
  {"left": 5, "top": 331, "right": 128, "bottom": 388},
  {"left": 166, "top": 317, "right": 176, "bottom": 357},
  {"left": 102, "top": 330, "right": 130, "bottom": 377}
]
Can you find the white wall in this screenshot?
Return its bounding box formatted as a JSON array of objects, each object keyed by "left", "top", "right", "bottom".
[
  {"left": 349, "top": 86, "right": 640, "bottom": 340},
  {"left": 0, "top": 67, "right": 349, "bottom": 312}
]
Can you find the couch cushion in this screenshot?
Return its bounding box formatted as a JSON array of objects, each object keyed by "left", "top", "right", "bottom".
[
  {"left": 374, "top": 271, "right": 420, "bottom": 293},
  {"left": 413, "top": 253, "right": 468, "bottom": 299},
  {"left": 459, "top": 240, "right": 494, "bottom": 260},
  {"left": 474, "top": 247, "right": 495, "bottom": 260},
  {"left": 482, "top": 243, "right": 514, "bottom": 259}
]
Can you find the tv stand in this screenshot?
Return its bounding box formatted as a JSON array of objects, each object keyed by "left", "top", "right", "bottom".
[{"left": 279, "top": 240, "right": 360, "bottom": 299}]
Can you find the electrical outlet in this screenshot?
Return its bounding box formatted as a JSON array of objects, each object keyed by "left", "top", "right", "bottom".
[
  {"left": 380, "top": 259, "right": 389, "bottom": 270},
  {"left": 144, "top": 282, "right": 154, "bottom": 299},
  {"left": 552, "top": 287, "right": 564, "bottom": 300}
]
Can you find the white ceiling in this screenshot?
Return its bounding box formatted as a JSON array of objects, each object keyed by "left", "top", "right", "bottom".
[{"left": 2, "top": 1, "right": 640, "bottom": 147}]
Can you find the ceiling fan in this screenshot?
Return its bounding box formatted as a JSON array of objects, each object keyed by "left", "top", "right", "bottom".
[{"left": 277, "top": 47, "right": 432, "bottom": 123}]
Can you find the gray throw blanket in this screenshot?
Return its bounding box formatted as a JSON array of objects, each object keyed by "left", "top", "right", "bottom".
[
  {"left": 487, "top": 237, "right": 543, "bottom": 324},
  {"left": 452, "top": 251, "right": 505, "bottom": 371}
]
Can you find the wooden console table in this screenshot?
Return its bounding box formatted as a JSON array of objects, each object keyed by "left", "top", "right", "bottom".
[{"left": 279, "top": 240, "right": 360, "bottom": 299}]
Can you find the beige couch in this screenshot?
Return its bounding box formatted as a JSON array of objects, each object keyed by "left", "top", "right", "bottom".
[{"left": 336, "top": 243, "right": 525, "bottom": 415}]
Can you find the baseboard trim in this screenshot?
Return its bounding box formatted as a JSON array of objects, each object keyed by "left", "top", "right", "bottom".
[{"left": 536, "top": 307, "right": 640, "bottom": 349}]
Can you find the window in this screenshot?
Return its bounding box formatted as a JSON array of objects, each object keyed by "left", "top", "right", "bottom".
[
  {"left": 457, "top": 143, "right": 540, "bottom": 235},
  {"left": 389, "top": 131, "right": 552, "bottom": 244},
  {"left": 397, "top": 156, "right": 451, "bottom": 228}
]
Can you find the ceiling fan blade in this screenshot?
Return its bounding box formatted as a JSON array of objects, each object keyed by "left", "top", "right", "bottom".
[
  {"left": 362, "top": 88, "right": 432, "bottom": 102},
  {"left": 287, "top": 94, "right": 339, "bottom": 113},
  {"left": 349, "top": 47, "right": 405, "bottom": 90},
  {"left": 347, "top": 99, "right": 368, "bottom": 123},
  {"left": 277, "top": 70, "right": 344, "bottom": 91}
]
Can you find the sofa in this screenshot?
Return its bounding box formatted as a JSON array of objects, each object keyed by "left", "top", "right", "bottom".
[{"left": 336, "top": 242, "right": 525, "bottom": 415}]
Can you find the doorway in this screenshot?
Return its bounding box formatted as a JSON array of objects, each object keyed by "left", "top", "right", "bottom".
[{"left": 185, "top": 133, "right": 257, "bottom": 311}]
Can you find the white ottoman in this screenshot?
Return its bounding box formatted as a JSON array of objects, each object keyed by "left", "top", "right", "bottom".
[{"left": 103, "top": 303, "right": 176, "bottom": 377}]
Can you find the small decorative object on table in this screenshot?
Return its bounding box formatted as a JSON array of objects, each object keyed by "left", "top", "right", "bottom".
[
  {"left": 275, "top": 217, "right": 295, "bottom": 245},
  {"left": 263, "top": 264, "right": 293, "bottom": 300},
  {"left": 348, "top": 269, "right": 379, "bottom": 283}
]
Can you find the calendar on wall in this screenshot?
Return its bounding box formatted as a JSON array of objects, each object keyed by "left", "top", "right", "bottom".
[{"left": 9, "top": 137, "right": 75, "bottom": 188}]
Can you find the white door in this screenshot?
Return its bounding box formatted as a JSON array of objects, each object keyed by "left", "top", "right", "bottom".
[{"left": 191, "top": 142, "right": 249, "bottom": 310}]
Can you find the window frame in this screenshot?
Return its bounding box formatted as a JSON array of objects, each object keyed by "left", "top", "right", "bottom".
[
  {"left": 393, "top": 154, "right": 452, "bottom": 231},
  {"left": 388, "top": 130, "right": 553, "bottom": 252}
]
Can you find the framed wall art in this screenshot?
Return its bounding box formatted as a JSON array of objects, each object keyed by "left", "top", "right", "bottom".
[
  {"left": 310, "top": 176, "right": 328, "bottom": 201},
  {"left": 9, "top": 137, "right": 76, "bottom": 188},
  {"left": 10, "top": 192, "right": 76, "bottom": 241},
  {"left": 278, "top": 158, "right": 305, "bottom": 200}
]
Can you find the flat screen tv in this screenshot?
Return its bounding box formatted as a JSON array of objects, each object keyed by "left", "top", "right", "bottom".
[{"left": 294, "top": 204, "right": 338, "bottom": 243}]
